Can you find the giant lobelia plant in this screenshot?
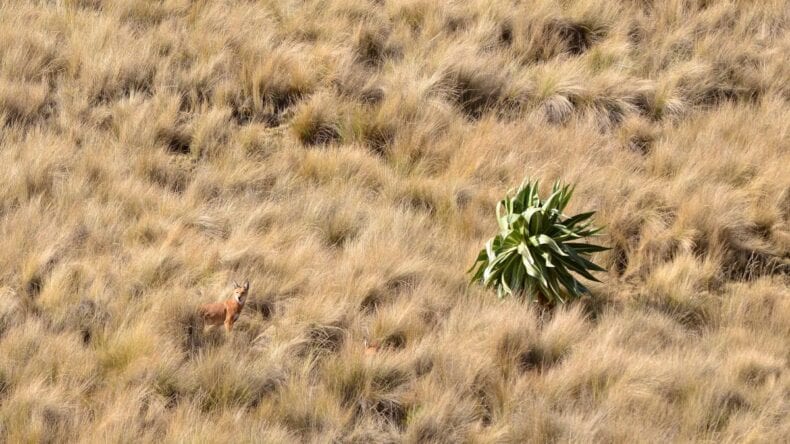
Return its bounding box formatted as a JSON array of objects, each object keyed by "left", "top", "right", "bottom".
[{"left": 468, "top": 178, "right": 608, "bottom": 306}]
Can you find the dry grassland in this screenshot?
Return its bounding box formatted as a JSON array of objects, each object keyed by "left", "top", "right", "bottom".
[{"left": 0, "top": 0, "right": 789, "bottom": 442}]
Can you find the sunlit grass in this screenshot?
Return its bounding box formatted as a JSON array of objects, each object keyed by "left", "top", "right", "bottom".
[{"left": 0, "top": 0, "right": 787, "bottom": 441}]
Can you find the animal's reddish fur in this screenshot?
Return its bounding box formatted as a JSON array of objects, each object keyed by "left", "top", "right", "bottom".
[
  {"left": 363, "top": 338, "right": 380, "bottom": 356},
  {"left": 199, "top": 280, "right": 249, "bottom": 332}
]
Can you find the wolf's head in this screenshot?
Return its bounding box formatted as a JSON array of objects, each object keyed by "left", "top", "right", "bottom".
[{"left": 232, "top": 280, "right": 250, "bottom": 304}]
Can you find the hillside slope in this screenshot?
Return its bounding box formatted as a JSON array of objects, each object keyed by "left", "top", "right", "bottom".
[{"left": 0, "top": 0, "right": 788, "bottom": 442}]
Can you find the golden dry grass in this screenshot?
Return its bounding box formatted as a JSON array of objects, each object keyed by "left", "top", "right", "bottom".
[{"left": 0, "top": 0, "right": 789, "bottom": 442}]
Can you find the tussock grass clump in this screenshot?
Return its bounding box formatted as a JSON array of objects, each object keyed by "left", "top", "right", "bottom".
[
  {"left": 191, "top": 350, "right": 282, "bottom": 412},
  {"left": 541, "top": 18, "right": 606, "bottom": 57},
  {"left": 0, "top": 0, "right": 788, "bottom": 442},
  {"left": 353, "top": 24, "right": 400, "bottom": 68},
  {"left": 237, "top": 51, "right": 317, "bottom": 125},
  {"left": 441, "top": 61, "right": 505, "bottom": 120},
  {"left": 344, "top": 105, "right": 398, "bottom": 155},
  {"left": 291, "top": 94, "right": 341, "bottom": 146},
  {"left": 0, "top": 80, "right": 51, "bottom": 126}
]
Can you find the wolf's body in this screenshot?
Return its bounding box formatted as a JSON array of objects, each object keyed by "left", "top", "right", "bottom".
[
  {"left": 199, "top": 280, "right": 249, "bottom": 332},
  {"left": 363, "top": 338, "right": 380, "bottom": 356}
]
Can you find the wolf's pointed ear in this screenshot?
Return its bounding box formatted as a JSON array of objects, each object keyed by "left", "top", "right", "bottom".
[
  {"left": 243, "top": 280, "right": 250, "bottom": 290},
  {"left": 233, "top": 280, "right": 240, "bottom": 288}
]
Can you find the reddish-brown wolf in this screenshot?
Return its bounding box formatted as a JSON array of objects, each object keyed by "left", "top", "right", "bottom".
[{"left": 198, "top": 280, "right": 249, "bottom": 332}]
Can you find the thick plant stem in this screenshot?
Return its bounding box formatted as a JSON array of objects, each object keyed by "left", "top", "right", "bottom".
[{"left": 534, "top": 291, "right": 554, "bottom": 310}]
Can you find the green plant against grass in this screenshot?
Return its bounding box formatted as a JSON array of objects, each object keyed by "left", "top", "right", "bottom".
[{"left": 469, "top": 178, "right": 608, "bottom": 305}]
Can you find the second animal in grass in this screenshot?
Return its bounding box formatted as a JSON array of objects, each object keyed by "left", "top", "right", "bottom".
[{"left": 199, "top": 280, "right": 249, "bottom": 332}]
